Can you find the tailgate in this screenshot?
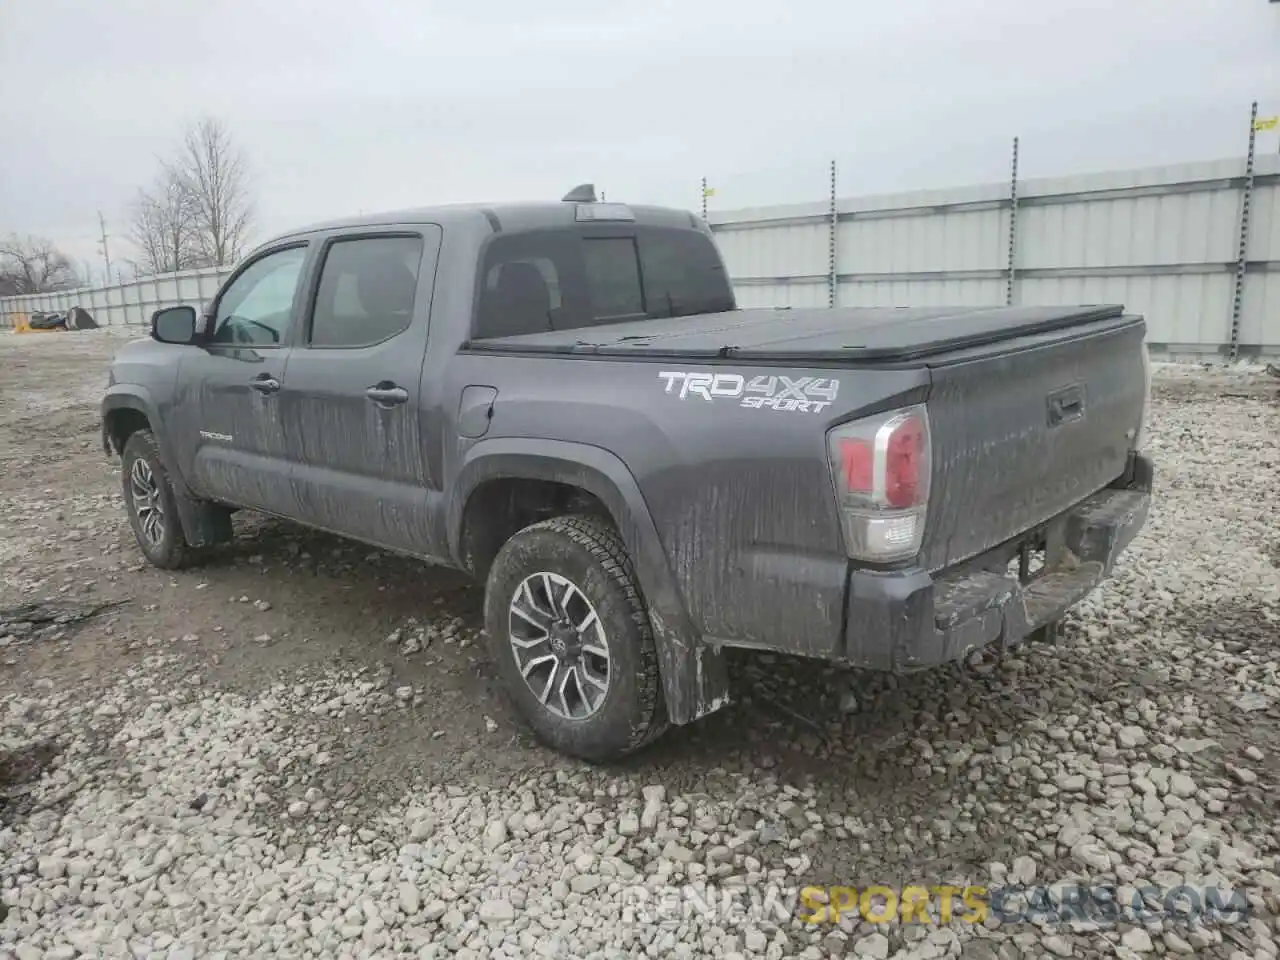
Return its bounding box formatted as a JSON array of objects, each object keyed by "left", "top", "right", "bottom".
[{"left": 920, "top": 315, "right": 1147, "bottom": 572}]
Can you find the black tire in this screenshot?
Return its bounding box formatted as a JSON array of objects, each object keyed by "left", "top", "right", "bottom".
[
  {"left": 484, "top": 515, "right": 669, "bottom": 761},
  {"left": 121, "top": 429, "right": 192, "bottom": 569}
]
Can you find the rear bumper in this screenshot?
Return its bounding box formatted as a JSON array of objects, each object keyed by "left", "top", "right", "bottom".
[{"left": 844, "top": 452, "right": 1152, "bottom": 671}]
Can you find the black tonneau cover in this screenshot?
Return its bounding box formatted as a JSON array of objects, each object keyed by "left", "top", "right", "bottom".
[{"left": 465, "top": 304, "right": 1132, "bottom": 364}]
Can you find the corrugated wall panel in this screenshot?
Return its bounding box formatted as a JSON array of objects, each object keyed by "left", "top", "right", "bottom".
[
  {"left": 1020, "top": 273, "right": 1233, "bottom": 347},
  {"left": 839, "top": 278, "right": 1003, "bottom": 308},
  {"left": 199, "top": 271, "right": 226, "bottom": 301},
  {"left": 705, "top": 156, "right": 1279, "bottom": 357},
  {"left": 1248, "top": 181, "right": 1279, "bottom": 261},
  {"left": 177, "top": 274, "right": 202, "bottom": 300},
  {"left": 1018, "top": 189, "right": 1240, "bottom": 270},
  {"left": 1240, "top": 273, "right": 1280, "bottom": 348},
  {"left": 715, "top": 223, "right": 826, "bottom": 280},
  {"left": 0, "top": 266, "right": 233, "bottom": 328},
  {"left": 836, "top": 208, "right": 1005, "bottom": 274},
  {"left": 732, "top": 282, "right": 828, "bottom": 310}
]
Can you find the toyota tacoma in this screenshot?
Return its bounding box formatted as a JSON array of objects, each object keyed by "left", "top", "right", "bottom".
[{"left": 102, "top": 186, "right": 1154, "bottom": 760}]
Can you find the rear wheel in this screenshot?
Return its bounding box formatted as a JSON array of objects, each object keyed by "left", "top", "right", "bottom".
[
  {"left": 485, "top": 515, "right": 668, "bottom": 761},
  {"left": 121, "top": 430, "right": 192, "bottom": 569}
]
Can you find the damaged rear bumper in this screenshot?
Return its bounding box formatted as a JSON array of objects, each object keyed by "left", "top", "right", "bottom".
[{"left": 844, "top": 452, "right": 1152, "bottom": 671}]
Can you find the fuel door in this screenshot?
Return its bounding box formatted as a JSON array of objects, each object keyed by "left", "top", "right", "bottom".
[{"left": 457, "top": 385, "right": 498, "bottom": 439}]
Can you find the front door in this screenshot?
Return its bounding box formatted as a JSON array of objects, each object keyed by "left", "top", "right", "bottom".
[
  {"left": 278, "top": 226, "right": 445, "bottom": 557},
  {"left": 171, "top": 243, "right": 310, "bottom": 517}
]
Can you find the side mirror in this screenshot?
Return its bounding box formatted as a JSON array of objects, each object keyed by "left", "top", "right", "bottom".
[{"left": 151, "top": 305, "right": 198, "bottom": 344}]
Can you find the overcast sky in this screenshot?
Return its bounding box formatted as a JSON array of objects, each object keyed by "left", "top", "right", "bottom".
[{"left": 2, "top": 0, "right": 1277, "bottom": 280}]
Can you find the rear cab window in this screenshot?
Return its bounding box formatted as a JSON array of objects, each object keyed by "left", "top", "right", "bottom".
[
  {"left": 473, "top": 224, "right": 734, "bottom": 339},
  {"left": 582, "top": 238, "right": 644, "bottom": 321}
]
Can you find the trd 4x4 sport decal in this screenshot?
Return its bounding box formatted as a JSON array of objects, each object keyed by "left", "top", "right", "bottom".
[{"left": 657, "top": 371, "right": 839, "bottom": 414}]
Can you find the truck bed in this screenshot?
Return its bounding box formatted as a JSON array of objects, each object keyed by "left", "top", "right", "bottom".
[
  {"left": 467, "top": 299, "right": 1149, "bottom": 582},
  {"left": 465, "top": 304, "right": 1135, "bottom": 364}
]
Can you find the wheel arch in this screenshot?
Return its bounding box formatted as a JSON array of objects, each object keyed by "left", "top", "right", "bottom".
[
  {"left": 449, "top": 438, "right": 729, "bottom": 725},
  {"left": 102, "top": 387, "right": 162, "bottom": 458},
  {"left": 102, "top": 387, "right": 232, "bottom": 549}
]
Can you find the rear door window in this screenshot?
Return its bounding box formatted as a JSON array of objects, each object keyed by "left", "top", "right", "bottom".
[{"left": 308, "top": 235, "right": 424, "bottom": 348}]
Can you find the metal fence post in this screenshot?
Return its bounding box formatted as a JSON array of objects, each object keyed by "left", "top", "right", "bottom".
[
  {"left": 1229, "top": 102, "right": 1258, "bottom": 361},
  {"left": 701, "top": 176, "right": 708, "bottom": 223},
  {"left": 828, "top": 160, "right": 838, "bottom": 308},
  {"left": 1005, "top": 136, "right": 1020, "bottom": 306}
]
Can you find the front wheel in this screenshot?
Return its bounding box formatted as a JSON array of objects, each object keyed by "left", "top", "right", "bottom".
[
  {"left": 121, "top": 429, "right": 192, "bottom": 569},
  {"left": 484, "top": 515, "right": 668, "bottom": 761}
]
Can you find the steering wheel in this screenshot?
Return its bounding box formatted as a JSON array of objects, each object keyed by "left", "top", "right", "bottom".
[
  {"left": 243, "top": 319, "right": 281, "bottom": 343},
  {"left": 221, "top": 316, "right": 280, "bottom": 345}
]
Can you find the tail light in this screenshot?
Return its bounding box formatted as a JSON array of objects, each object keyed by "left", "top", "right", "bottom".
[
  {"left": 826, "top": 404, "right": 931, "bottom": 562},
  {"left": 1134, "top": 341, "right": 1151, "bottom": 449}
]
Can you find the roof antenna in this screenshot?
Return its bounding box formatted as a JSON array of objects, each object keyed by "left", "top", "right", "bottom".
[{"left": 562, "top": 184, "right": 596, "bottom": 202}]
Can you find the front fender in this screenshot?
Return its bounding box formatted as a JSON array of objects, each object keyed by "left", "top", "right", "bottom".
[
  {"left": 449, "top": 438, "right": 729, "bottom": 726},
  {"left": 101, "top": 386, "right": 231, "bottom": 549},
  {"left": 102, "top": 385, "right": 165, "bottom": 458}
]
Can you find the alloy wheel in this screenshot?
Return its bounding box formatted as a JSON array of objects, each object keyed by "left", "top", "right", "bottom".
[
  {"left": 129, "top": 457, "right": 166, "bottom": 547},
  {"left": 508, "top": 571, "right": 611, "bottom": 720}
]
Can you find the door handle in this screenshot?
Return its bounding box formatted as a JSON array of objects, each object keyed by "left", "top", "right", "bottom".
[
  {"left": 250, "top": 375, "right": 281, "bottom": 395},
  {"left": 366, "top": 382, "right": 409, "bottom": 407}
]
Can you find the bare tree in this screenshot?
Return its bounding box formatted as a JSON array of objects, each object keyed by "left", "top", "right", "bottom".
[
  {"left": 175, "top": 117, "right": 253, "bottom": 266},
  {"left": 129, "top": 166, "right": 201, "bottom": 276},
  {"left": 0, "top": 235, "right": 81, "bottom": 295}
]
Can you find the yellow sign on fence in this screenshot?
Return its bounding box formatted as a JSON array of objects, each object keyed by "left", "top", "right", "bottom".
[{"left": 1254, "top": 116, "right": 1280, "bottom": 132}]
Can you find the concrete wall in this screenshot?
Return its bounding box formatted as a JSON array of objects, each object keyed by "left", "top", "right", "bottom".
[{"left": 711, "top": 154, "right": 1280, "bottom": 359}]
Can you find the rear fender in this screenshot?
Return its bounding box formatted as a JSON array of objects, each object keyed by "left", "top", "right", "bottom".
[
  {"left": 102, "top": 388, "right": 232, "bottom": 548},
  {"left": 450, "top": 438, "right": 729, "bottom": 726}
]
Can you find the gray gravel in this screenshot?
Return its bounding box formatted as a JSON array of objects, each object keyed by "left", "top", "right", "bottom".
[{"left": 2, "top": 337, "right": 1279, "bottom": 959}]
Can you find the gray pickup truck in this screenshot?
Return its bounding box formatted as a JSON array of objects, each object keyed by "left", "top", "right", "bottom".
[{"left": 102, "top": 187, "right": 1153, "bottom": 760}]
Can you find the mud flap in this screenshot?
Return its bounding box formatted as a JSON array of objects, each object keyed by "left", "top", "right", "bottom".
[
  {"left": 650, "top": 609, "right": 731, "bottom": 726},
  {"left": 170, "top": 490, "right": 234, "bottom": 549},
  {"left": 1029, "top": 622, "right": 1059, "bottom": 645}
]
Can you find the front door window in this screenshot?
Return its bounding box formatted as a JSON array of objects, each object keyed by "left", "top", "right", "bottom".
[{"left": 212, "top": 246, "right": 308, "bottom": 346}]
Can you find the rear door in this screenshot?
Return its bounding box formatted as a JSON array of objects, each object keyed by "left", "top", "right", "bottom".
[
  {"left": 277, "top": 225, "right": 445, "bottom": 557},
  {"left": 172, "top": 242, "right": 310, "bottom": 516}
]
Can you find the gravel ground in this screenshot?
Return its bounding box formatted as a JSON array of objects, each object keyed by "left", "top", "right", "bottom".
[{"left": 1, "top": 330, "right": 1279, "bottom": 960}]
